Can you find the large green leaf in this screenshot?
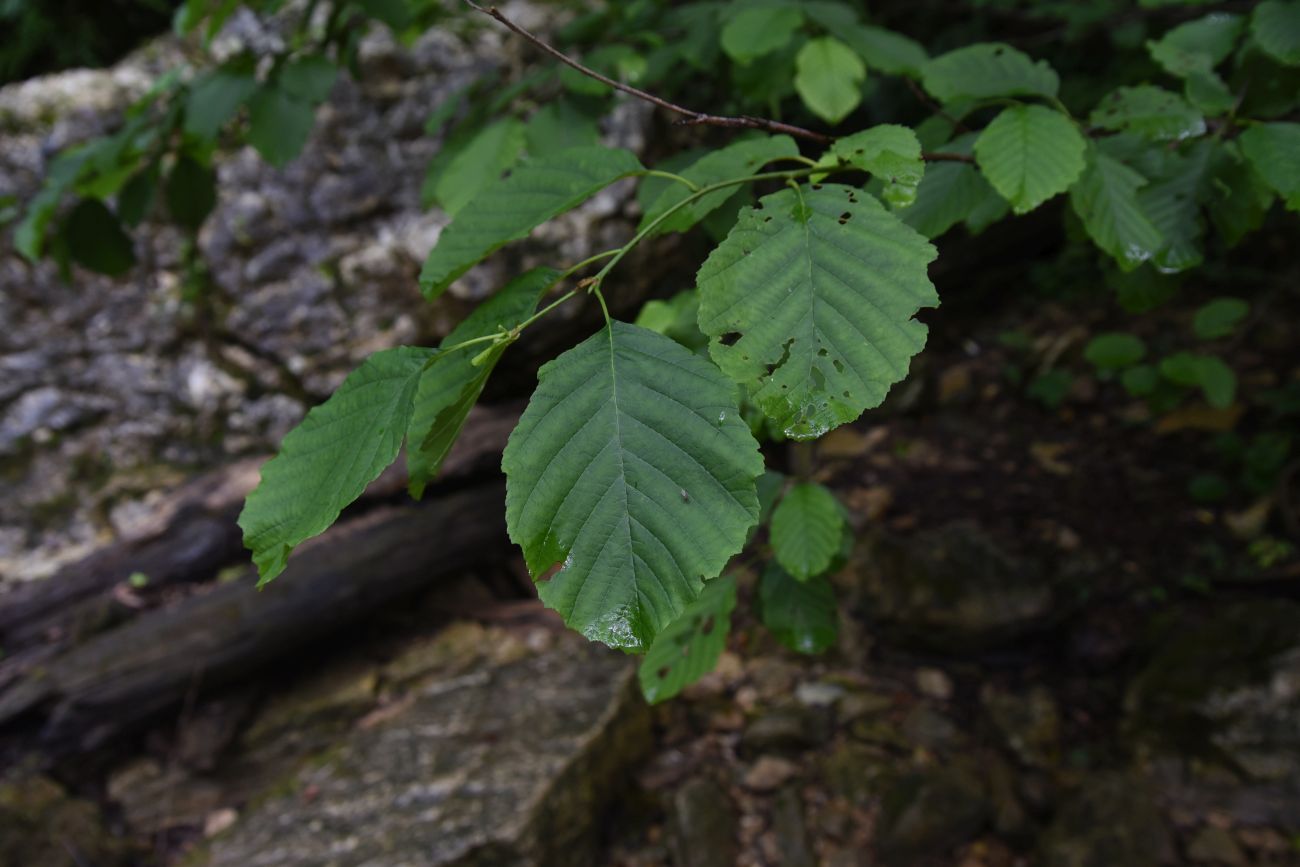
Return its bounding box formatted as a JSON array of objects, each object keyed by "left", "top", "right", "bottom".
[
  {"left": 503, "top": 322, "right": 762, "bottom": 651},
  {"left": 1251, "top": 1, "right": 1300, "bottom": 66},
  {"left": 1238, "top": 123, "right": 1300, "bottom": 211},
  {"left": 429, "top": 119, "right": 527, "bottom": 217},
  {"left": 974, "top": 105, "right": 1086, "bottom": 214},
  {"left": 697, "top": 184, "right": 938, "bottom": 440},
  {"left": 638, "top": 135, "right": 798, "bottom": 234},
  {"left": 794, "top": 37, "right": 866, "bottom": 124},
  {"left": 1089, "top": 85, "right": 1207, "bottom": 142},
  {"left": 921, "top": 43, "right": 1059, "bottom": 103},
  {"left": 638, "top": 575, "right": 736, "bottom": 703},
  {"left": 1146, "top": 13, "right": 1244, "bottom": 77},
  {"left": 839, "top": 24, "right": 928, "bottom": 77},
  {"left": 1070, "top": 146, "right": 1165, "bottom": 271},
  {"left": 419, "top": 146, "right": 643, "bottom": 299},
  {"left": 406, "top": 267, "right": 560, "bottom": 498},
  {"left": 240, "top": 346, "right": 433, "bottom": 584},
  {"left": 770, "top": 482, "right": 844, "bottom": 579},
  {"left": 720, "top": 4, "right": 804, "bottom": 63},
  {"left": 759, "top": 562, "right": 838, "bottom": 654},
  {"left": 823, "top": 125, "right": 924, "bottom": 208}
]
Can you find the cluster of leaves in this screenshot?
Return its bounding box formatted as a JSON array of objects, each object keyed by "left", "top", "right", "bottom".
[{"left": 12, "top": 0, "right": 1300, "bottom": 701}]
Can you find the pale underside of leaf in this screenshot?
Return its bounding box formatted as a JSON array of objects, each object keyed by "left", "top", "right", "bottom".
[
  {"left": 503, "top": 322, "right": 762, "bottom": 651},
  {"left": 697, "top": 184, "right": 938, "bottom": 440}
]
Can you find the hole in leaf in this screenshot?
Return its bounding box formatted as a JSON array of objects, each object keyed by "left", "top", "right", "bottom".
[
  {"left": 838, "top": 212, "right": 852, "bottom": 224},
  {"left": 700, "top": 615, "right": 715, "bottom": 635},
  {"left": 832, "top": 358, "right": 845, "bottom": 373},
  {"left": 657, "top": 666, "right": 671, "bottom": 679},
  {"left": 720, "top": 332, "right": 741, "bottom": 347},
  {"left": 811, "top": 183, "right": 824, "bottom": 190}
]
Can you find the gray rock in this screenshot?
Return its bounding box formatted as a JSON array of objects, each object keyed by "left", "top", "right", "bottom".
[
  {"left": 1039, "top": 773, "right": 1170, "bottom": 867},
  {"left": 769, "top": 786, "right": 816, "bottom": 867},
  {"left": 204, "top": 639, "right": 648, "bottom": 867},
  {"left": 740, "top": 705, "right": 829, "bottom": 755},
  {"left": 0, "top": 774, "right": 133, "bottom": 867},
  {"left": 982, "top": 685, "right": 1061, "bottom": 768},
  {"left": 876, "top": 762, "right": 989, "bottom": 863},
  {"left": 669, "top": 777, "right": 739, "bottom": 867}
]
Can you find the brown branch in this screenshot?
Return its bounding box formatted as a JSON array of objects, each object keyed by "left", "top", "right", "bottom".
[{"left": 464, "top": 1, "right": 973, "bottom": 163}]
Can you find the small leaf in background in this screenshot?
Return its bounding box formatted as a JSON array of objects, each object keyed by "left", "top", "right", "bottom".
[
  {"left": 239, "top": 346, "right": 433, "bottom": 584},
  {"left": 794, "top": 37, "right": 866, "bottom": 124},
  {"left": 755, "top": 470, "right": 787, "bottom": 525},
  {"left": 184, "top": 65, "right": 258, "bottom": 140},
  {"left": 1146, "top": 13, "right": 1244, "bottom": 78},
  {"left": 720, "top": 4, "right": 804, "bottom": 64},
  {"left": 1160, "top": 352, "right": 1237, "bottom": 408},
  {"left": 1207, "top": 142, "right": 1275, "bottom": 246},
  {"left": 165, "top": 154, "right": 217, "bottom": 232},
  {"left": 116, "top": 164, "right": 159, "bottom": 227},
  {"left": 1085, "top": 332, "right": 1147, "bottom": 369},
  {"left": 1183, "top": 70, "right": 1235, "bottom": 115},
  {"left": 524, "top": 101, "right": 600, "bottom": 157},
  {"left": 1187, "top": 473, "right": 1230, "bottom": 503},
  {"left": 1028, "top": 369, "right": 1073, "bottom": 409},
  {"left": 638, "top": 575, "right": 737, "bottom": 704},
  {"left": 1193, "top": 297, "right": 1249, "bottom": 340},
  {"left": 1121, "top": 364, "right": 1160, "bottom": 397},
  {"left": 633, "top": 289, "right": 707, "bottom": 352},
  {"left": 429, "top": 119, "right": 527, "bottom": 216},
  {"left": 246, "top": 85, "right": 316, "bottom": 169},
  {"left": 1251, "top": 1, "right": 1300, "bottom": 66},
  {"left": 278, "top": 56, "right": 339, "bottom": 104},
  {"left": 1070, "top": 146, "right": 1165, "bottom": 272},
  {"left": 974, "top": 105, "right": 1086, "bottom": 214},
  {"left": 1238, "top": 123, "right": 1300, "bottom": 212},
  {"left": 60, "top": 198, "right": 136, "bottom": 276},
  {"left": 770, "top": 481, "right": 844, "bottom": 579},
  {"left": 420, "top": 146, "right": 643, "bottom": 298},
  {"left": 826, "top": 125, "right": 924, "bottom": 207},
  {"left": 1089, "top": 85, "right": 1207, "bottom": 142},
  {"left": 559, "top": 45, "right": 645, "bottom": 95},
  {"left": 839, "top": 24, "right": 929, "bottom": 77},
  {"left": 356, "top": 0, "right": 412, "bottom": 30},
  {"left": 921, "top": 43, "right": 1059, "bottom": 103},
  {"left": 759, "top": 562, "right": 838, "bottom": 654}
]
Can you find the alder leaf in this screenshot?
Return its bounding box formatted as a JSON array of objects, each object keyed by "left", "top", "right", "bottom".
[
  {"left": 825, "top": 125, "right": 924, "bottom": 207},
  {"left": 840, "top": 24, "right": 929, "bottom": 77},
  {"left": 1252, "top": 1, "right": 1300, "bottom": 66},
  {"left": 770, "top": 482, "right": 844, "bottom": 579},
  {"left": 419, "top": 146, "right": 643, "bottom": 299},
  {"left": 921, "top": 43, "right": 1059, "bottom": 103},
  {"left": 896, "top": 134, "right": 1007, "bottom": 238},
  {"left": 429, "top": 119, "right": 527, "bottom": 217},
  {"left": 246, "top": 85, "right": 315, "bottom": 168},
  {"left": 720, "top": 5, "right": 804, "bottom": 64},
  {"left": 184, "top": 64, "right": 257, "bottom": 140},
  {"left": 638, "top": 575, "right": 737, "bottom": 703},
  {"left": 974, "top": 104, "right": 1086, "bottom": 214},
  {"left": 639, "top": 135, "right": 799, "bottom": 234},
  {"left": 696, "top": 184, "right": 939, "bottom": 440},
  {"left": 759, "top": 562, "right": 838, "bottom": 654},
  {"left": 503, "top": 322, "right": 762, "bottom": 651},
  {"left": 1069, "top": 146, "right": 1165, "bottom": 271},
  {"left": 240, "top": 346, "right": 433, "bottom": 584},
  {"left": 794, "top": 37, "right": 867, "bottom": 124},
  {"left": 406, "top": 267, "right": 561, "bottom": 498},
  {"left": 1238, "top": 122, "right": 1300, "bottom": 211},
  {"left": 1089, "top": 85, "right": 1207, "bottom": 142},
  {"left": 1146, "top": 13, "right": 1244, "bottom": 78}
]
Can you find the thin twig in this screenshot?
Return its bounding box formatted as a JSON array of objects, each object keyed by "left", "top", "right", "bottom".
[{"left": 464, "top": 1, "right": 973, "bottom": 163}]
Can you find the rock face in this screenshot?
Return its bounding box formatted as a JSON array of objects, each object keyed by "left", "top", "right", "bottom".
[{"left": 203, "top": 638, "right": 649, "bottom": 867}]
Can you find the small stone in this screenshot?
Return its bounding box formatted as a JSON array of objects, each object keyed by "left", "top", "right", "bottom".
[
  {"left": 981, "top": 685, "right": 1060, "bottom": 768},
  {"left": 876, "top": 763, "right": 989, "bottom": 861},
  {"left": 743, "top": 756, "right": 800, "bottom": 792},
  {"left": 670, "top": 777, "right": 740, "bottom": 867},
  {"left": 796, "top": 681, "right": 846, "bottom": 708},
  {"left": 205, "top": 808, "right": 238, "bottom": 838},
  {"left": 740, "top": 707, "right": 824, "bottom": 755},
  {"left": 916, "top": 668, "right": 953, "bottom": 700},
  {"left": 1187, "top": 827, "right": 1246, "bottom": 865},
  {"left": 900, "top": 705, "right": 960, "bottom": 750},
  {"left": 768, "top": 786, "right": 816, "bottom": 867}
]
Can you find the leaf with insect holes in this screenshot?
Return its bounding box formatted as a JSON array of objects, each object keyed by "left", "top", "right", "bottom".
[
  {"left": 240, "top": 346, "right": 433, "bottom": 584},
  {"left": 638, "top": 575, "right": 736, "bottom": 703},
  {"left": 770, "top": 482, "right": 844, "bottom": 579},
  {"left": 1090, "top": 86, "right": 1207, "bottom": 142},
  {"left": 406, "top": 267, "right": 560, "bottom": 498},
  {"left": 759, "top": 562, "right": 838, "bottom": 654},
  {"left": 419, "top": 146, "right": 643, "bottom": 299},
  {"left": 696, "top": 184, "right": 938, "bottom": 440},
  {"left": 503, "top": 322, "right": 762, "bottom": 651},
  {"left": 823, "top": 125, "right": 924, "bottom": 208},
  {"left": 974, "top": 105, "right": 1086, "bottom": 214}
]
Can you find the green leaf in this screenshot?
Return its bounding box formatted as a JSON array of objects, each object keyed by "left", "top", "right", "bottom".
[
  {"left": 356, "top": 0, "right": 412, "bottom": 30},
  {"left": 1137, "top": 140, "right": 1212, "bottom": 272},
  {"left": 896, "top": 134, "right": 1007, "bottom": 238},
  {"left": 1206, "top": 141, "right": 1275, "bottom": 243},
  {"left": 638, "top": 575, "right": 737, "bottom": 703},
  {"left": 921, "top": 43, "right": 1059, "bottom": 103},
  {"left": 419, "top": 146, "right": 643, "bottom": 299},
  {"left": 278, "top": 56, "right": 338, "bottom": 104},
  {"left": 560, "top": 45, "right": 646, "bottom": 95},
  {"left": 1184, "top": 70, "right": 1235, "bottom": 115},
  {"left": 974, "top": 105, "right": 1086, "bottom": 214},
  {"left": 825, "top": 125, "right": 924, "bottom": 208},
  {"left": 758, "top": 562, "right": 838, "bottom": 654},
  {"left": 1089, "top": 85, "right": 1207, "bottom": 142},
  {"left": 634, "top": 289, "right": 707, "bottom": 352},
  {"left": 117, "top": 164, "right": 159, "bottom": 228},
  {"left": 184, "top": 65, "right": 257, "bottom": 140},
  {"left": 165, "top": 154, "right": 217, "bottom": 232},
  {"left": 1252, "top": 1, "right": 1300, "bottom": 66},
  {"left": 720, "top": 4, "right": 804, "bottom": 64},
  {"left": 839, "top": 24, "right": 929, "bottom": 77},
  {"left": 1238, "top": 123, "right": 1300, "bottom": 211},
  {"left": 429, "top": 119, "right": 527, "bottom": 217},
  {"left": 1122, "top": 364, "right": 1160, "bottom": 397},
  {"left": 794, "top": 37, "right": 866, "bottom": 124},
  {"left": 406, "top": 267, "right": 559, "bottom": 498},
  {"left": 1160, "top": 352, "right": 1237, "bottom": 408},
  {"left": 801, "top": 1, "right": 861, "bottom": 33},
  {"left": 697, "top": 184, "right": 939, "bottom": 440},
  {"left": 239, "top": 346, "right": 433, "bottom": 584},
  {"left": 1147, "top": 13, "right": 1244, "bottom": 78},
  {"left": 246, "top": 86, "right": 316, "bottom": 169},
  {"left": 1084, "top": 333, "right": 1147, "bottom": 369},
  {"left": 1193, "top": 297, "right": 1249, "bottom": 339},
  {"left": 60, "top": 198, "right": 135, "bottom": 276},
  {"left": 1069, "top": 146, "right": 1165, "bottom": 271},
  {"left": 770, "top": 482, "right": 844, "bottom": 579},
  {"left": 524, "top": 101, "right": 600, "bottom": 157},
  {"left": 503, "top": 322, "right": 762, "bottom": 651},
  {"left": 639, "top": 135, "right": 798, "bottom": 234}
]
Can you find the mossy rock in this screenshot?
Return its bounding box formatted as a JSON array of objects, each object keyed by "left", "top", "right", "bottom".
[{"left": 0, "top": 775, "right": 132, "bottom": 867}]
